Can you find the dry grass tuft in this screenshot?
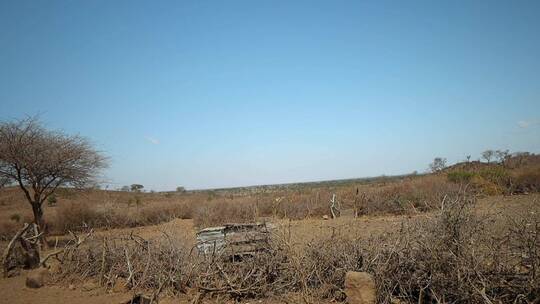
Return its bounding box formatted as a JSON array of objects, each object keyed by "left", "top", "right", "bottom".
[{"left": 192, "top": 199, "right": 257, "bottom": 228}]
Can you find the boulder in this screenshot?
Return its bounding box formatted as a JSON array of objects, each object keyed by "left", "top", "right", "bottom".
[
  {"left": 344, "top": 271, "right": 376, "bottom": 304},
  {"left": 25, "top": 267, "right": 50, "bottom": 288}
]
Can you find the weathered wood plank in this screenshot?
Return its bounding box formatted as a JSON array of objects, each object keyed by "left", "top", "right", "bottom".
[{"left": 196, "top": 222, "right": 272, "bottom": 256}]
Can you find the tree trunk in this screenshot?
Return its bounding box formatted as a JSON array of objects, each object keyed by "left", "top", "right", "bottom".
[{"left": 31, "top": 202, "right": 48, "bottom": 248}]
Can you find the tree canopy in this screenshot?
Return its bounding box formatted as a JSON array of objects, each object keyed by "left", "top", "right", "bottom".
[{"left": 0, "top": 117, "right": 108, "bottom": 233}]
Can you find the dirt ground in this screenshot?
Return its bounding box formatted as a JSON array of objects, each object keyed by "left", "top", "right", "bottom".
[{"left": 1, "top": 193, "right": 538, "bottom": 304}]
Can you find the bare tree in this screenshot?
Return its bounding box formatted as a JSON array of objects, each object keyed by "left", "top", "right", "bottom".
[
  {"left": 481, "top": 150, "right": 495, "bottom": 163},
  {"left": 131, "top": 184, "right": 144, "bottom": 192},
  {"left": 0, "top": 117, "right": 108, "bottom": 236},
  {"left": 429, "top": 157, "right": 447, "bottom": 173},
  {"left": 513, "top": 151, "right": 531, "bottom": 167},
  {"left": 495, "top": 149, "right": 510, "bottom": 166}
]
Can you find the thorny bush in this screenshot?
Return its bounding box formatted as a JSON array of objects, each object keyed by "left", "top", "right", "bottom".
[{"left": 55, "top": 194, "right": 539, "bottom": 303}]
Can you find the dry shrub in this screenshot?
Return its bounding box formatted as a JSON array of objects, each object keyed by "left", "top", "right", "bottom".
[
  {"left": 447, "top": 170, "right": 476, "bottom": 184},
  {"left": 223, "top": 190, "right": 334, "bottom": 222},
  {"left": 56, "top": 228, "right": 360, "bottom": 301},
  {"left": 49, "top": 201, "right": 194, "bottom": 234},
  {"left": 191, "top": 176, "right": 464, "bottom": 226},
  {"left": 468, "top": 166, "right": 514, "bottom": 195},
  {"left": 0, "top": 220, "right": 20, "bottom": 241},
  {"left": 470, "top": 174, "right": 503, "bottom": 195},
  {"left": 57, "top": 231, "right": 295, "bottom": 299},
  {"left": 447, "top": 165, "right": 540, "bottom": 196},
  {"left": 254, "top": 192, "right": 331, "bottom": 220},
  {"left": 136, "top": 203, "right": 193, "bottom": 223},
  {"left": 301, "top": 234, "right": 363, "bottom": 300},
  {"left": 361, "top": 195, "right": 540, "bottom": 303},
  {"left": 0, "top": 213, "right": 32, "bottom": 241},
  {"left": 111, "top": 202, "right": 194, "bottom": 228},
  {"left": 192, "top": 200, "right": 257, "bottom": 228},
  {"left": 361, "top": 175, "right": 460, "bottom": 215},
  {"left": 51, "top": 202, "right": 105, "bottom": 233},
  {"left": 285, "top": 196, "right": 330, "bottom": 219},
  {"left": 57, "top": 232, "right": 191, "bottom": 294},
  {"left": 191, "top": 230, "right": 362, "bottom": 301},
  {"left": 512, "top": 166, "right": 540, "bottom": 193},
  {"left": 194, "top": 243, "right": 295, "bottom": 299}
]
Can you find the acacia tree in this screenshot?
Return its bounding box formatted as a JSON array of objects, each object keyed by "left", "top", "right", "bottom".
[
  {"left": 495, "top": 149, "right": 510, "bottom": 166},
  {"left": 0, "top": 118, "right": 108, "bottom": 235},
  {"left": 130, "top": 184, "right": 144, "bottom": 192},
  {"left": 481, "top": 150, "right": 495, "bottom": 163},
  {"left": 429, "top": 157, "right": 447, "bottom": 173}
]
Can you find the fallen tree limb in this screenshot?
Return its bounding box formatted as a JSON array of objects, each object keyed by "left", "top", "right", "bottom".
[
  {"left": 39, "top": 229, "right": 93, "bottom": 267},
  {"left": 2, "top": 223, "right": 32, "bottom": 277}
]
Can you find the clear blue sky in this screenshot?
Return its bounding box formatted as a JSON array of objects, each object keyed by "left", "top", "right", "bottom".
[{"left": 1, "top": 1, "right": 539, "bottom": 190}]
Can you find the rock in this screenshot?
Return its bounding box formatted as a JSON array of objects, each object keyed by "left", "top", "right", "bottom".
[
  {"left": 25, "top": 267, "right": 50, "bottom": 289},
  {"left": 344, "top": 271, "right": 376, "bottom": 304},
  {"left": 113, "top": 277, "right": 128, "bottom": 293},
  {"left": 68, "top": 284, "right": 76, "bottom": 290},
  {"left": 23, "top": 248, "right": 41, "bottom": 269},
  {"left": 322, "top": 215, "right": 330, "bottom": 220},
  {"left": 81, "top": 281, "right": 98, "bottom": 291}
]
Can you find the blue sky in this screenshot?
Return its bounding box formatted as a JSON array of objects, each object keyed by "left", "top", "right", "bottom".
[{"left": 1, "top": 1, "right": 539, "bottom": 190}]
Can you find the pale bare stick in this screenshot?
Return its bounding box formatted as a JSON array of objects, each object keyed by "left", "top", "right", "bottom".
[{"left": 2, "top": 223, "right": 32, "bottom": 277}]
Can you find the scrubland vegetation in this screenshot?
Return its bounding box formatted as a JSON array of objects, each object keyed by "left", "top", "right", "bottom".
[
  {"left": 3, "top": 152, "right": 538, "bottom": 239},
  {"left": 40, "top": 192, "right": 540, "bottom": 303},
  {"left": 1, "top": 149, "right": 539, "bottom": 303}
]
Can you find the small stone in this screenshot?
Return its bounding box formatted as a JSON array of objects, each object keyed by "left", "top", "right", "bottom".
[
  {"left": 344, "top": 271, "right": 376, "bottom": 304},
  {"left": 25, "top": 267, "right": 50, "bottom": 289},
  {"left": 68, "top": 284, "right": 76, "bottom": 290},
  {"left": 322, "top": 215, "right": 330, "bottom": 220}
]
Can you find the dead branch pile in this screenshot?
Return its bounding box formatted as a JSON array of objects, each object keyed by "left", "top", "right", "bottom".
[
  {"left": 52, "top": 194, "right": 539, "bottom": 303},
  {"left": 301, "top": 235, "right": 363, "bottom": 300},
  {"left": 2, "top": 223, "right": 39, "bottom": 276},
  {"left": 57, "top": 232, "right": 191, "bottom": 296},
  {"left": 194, "top": 245, "right": 294, "bottom": 298},
  {"left": 54, "top": 228, "right": 364, "bottom": 301},
  {"left": 361, "top": 195, "right": 540, "bottom": 303},
  {"left": 2, "top": 223, "right": 93, "bottom": 278}
]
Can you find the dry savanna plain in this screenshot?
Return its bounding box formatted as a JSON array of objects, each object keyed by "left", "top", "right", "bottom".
[{"left": 1, "top": 154, "right": 539, "bottom": 304}]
